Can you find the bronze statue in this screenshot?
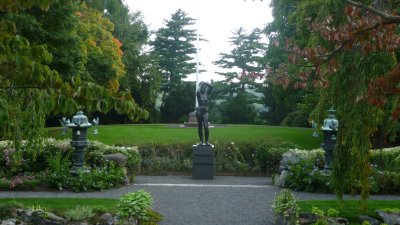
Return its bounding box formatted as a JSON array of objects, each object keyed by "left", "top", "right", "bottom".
[{"left": 196, "top": 81, "right": 213, "bottom": 145}]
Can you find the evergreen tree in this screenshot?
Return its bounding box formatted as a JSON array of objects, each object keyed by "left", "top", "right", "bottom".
[{"left": 151, "top": 9, "right": 197, "bottom": 100}]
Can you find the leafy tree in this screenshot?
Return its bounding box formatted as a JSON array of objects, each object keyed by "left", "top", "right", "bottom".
[
  {"left": 266, "top": 0, "right": 400, "bottom": 208},
  {"left": 86, "top": 0, "right": 161, "bottom": 123},
  {"left": 0, "top": 0, "right": 147, "bottom": 156}
]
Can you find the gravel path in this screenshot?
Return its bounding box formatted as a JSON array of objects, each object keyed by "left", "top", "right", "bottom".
[{"left": 0, "top": 176, "right": 399, "bottom": 225}]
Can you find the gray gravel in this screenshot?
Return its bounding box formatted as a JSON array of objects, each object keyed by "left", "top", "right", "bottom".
[{"left": 0, "top": 176, "right": 399, "bottom": 225}]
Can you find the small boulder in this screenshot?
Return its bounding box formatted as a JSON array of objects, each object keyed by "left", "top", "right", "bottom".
[
  {"left": 1, "top": 218, "right": 27, "bottom": 225},
  {"left": 274, "top": 170, "right": 289, "bottom": 187},
  {"left": 104, "top": 153, "right": 127, "bottom": 167},
  {"left": 99, "top": 213, "right": 115, "bottom": 225},
  {"left": 299, "top": 212, "right": 319, "bottom": 225},
  {"left": 376, "top": 210, "right": 400, "bottom": 225},
  {"left": 279, "top": 151, "right": 301, "bottom": 173},
  {"left": 359, "top": 215, "right": 381, "bottom": 225},
  {"left": 29, "top": 210, "right": 66, "bottom": 225}
]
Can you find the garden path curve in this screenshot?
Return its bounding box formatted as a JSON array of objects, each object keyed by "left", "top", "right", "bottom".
[{"left": 0, "top": 176, "right": 399, "bottom": 225}]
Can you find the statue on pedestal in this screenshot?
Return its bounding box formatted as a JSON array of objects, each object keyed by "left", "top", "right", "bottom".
[{"left": 196, "top": 81, "right": 213, "bottom": 145}]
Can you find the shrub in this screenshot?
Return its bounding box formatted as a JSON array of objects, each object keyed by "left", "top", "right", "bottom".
[
  {"left": 370, "top": 147, "right": 400, "bottom": 172},
  {"left": 86, "top": 141, "right": 141, "bottom": 176},
  {"left": 254, "top": 141, "right": 299, "bottom": 174},
  {"left": 272, "top": 189, "right": 299, "bottom": 225},
  {"left": 66, "top": 163, "right": 125, "bottom": 192},
  {"left": 214, "top": 142, "right": 251, "bottom": 174},
  {"left": 0, "top": 201, "right": 24, "bottom": 219},
  {"left": 0, "top": 176, "right": 40, "bottom": 191},
  {"left": 369, "top": 170, "right": 400, "bottom": 194},
  {"left": 64, "top": 205, "right": 94, "bottom": 221},
  {"left": 117, "top": 190, "right": 153, "bottom": 222},
  {"left": 284, "top": 158, "right": 331, "bottom": 192},
  {"left": 38, "top": 151, "right": 71, "bottom": 190},
  {"left": 280, "top": 110, "right": 309, "bottom": 127},
  {"left": 142, "top": 209, "right": 164, "bottom": 225}
]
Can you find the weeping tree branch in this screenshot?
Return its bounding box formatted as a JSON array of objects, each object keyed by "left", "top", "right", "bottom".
[{"left": 346, "top": 0, "right": 400, "bottom": 22}]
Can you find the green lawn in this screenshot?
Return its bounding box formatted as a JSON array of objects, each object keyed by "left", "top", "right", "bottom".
[
  {"left": 49, "top": 124, "right": 322, "bottom": 149},
  {"left": 298, "top": 200, "right": 400, "bottom": 224}
]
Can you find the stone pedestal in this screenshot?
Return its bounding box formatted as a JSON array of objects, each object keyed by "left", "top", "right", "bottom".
[
  {"left": 185, "top": 111, "right": 198, "bottom": 127},
  {"left": 192, "top": 145, "right": 214, "bottom": 180}
]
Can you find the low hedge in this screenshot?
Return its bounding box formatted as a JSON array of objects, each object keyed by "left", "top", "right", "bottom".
[{"left": 138, "top": 140, "right": 300, "bottom": 175}]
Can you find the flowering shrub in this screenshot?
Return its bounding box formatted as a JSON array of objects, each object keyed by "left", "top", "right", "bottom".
[
  {"left": 0, "top": 138, "right": 139, "bottom": 192},
  {"left": 370, "top": 146, "right": 400, "bottom": 172}
]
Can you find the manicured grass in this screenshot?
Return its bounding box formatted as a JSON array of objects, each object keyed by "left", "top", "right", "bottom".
[
  {"left": 49, "top": 124, "right": 322, "bottom": 149},
  {"left": 298, "top": 200, "right": 400, "bottom": 224},
  {"left": 0, "top": 198, "right": 117, "bottom": 212}
]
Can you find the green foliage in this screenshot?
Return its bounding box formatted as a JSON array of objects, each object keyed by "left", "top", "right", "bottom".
[
  {"left": 285, "top": 158, "right": 330, "bottom": 192},
  {"left": 214, "top": 142, "right": 252, "bottom": 174},
  {"left": 0, "top": 201, "right": 24, "bottom": 219},
  {"left": 219, "top": 92, "right": 258, "bottom": 124},
  {"left": 160, "top": 81, "right": 195, "bottom": 123},
  {"left": 86, "top": 140, "right": 141, "bottom": 178},
  {"left": 151, "top": 9, "right": 197, "bottom": 99},
  {"left": 64, "top": 205, "right": 94, "bottom": 221},
  {"left": 311, "top": 207, "right": 340, "bottom": 225},
  {"left": 254, "top": 141, "right": 299, "bottom": 174},
  {"left": 40, "top": 151, "right": 71, "bottom": 190},
  {"left": 214, "top": 28, "right": 266, "bottom": 93},
  {"left": 272, "top": 189, "right": 299, "bottom": 225},
  {"left": 117, "top": 190, "right": 153, "bottom": 222},
  {"left": 298, "top": 200, "right": 400, "bottom": 224},
  {"left": 0, "top": 1, "right": 148, "bottom": 156},
  {"left": 370, "top": 147, "right": 400, "bottom": 172},
  {"left": 142, "top": 209, "right": 164, "bottom": 225},
  {"left": 66, "top": 163, "right": 125, "bottom": 192},
  {"left": 369, "top": 170, "right": 400, "bottom": 194},
  {"left": 279, "top": 149, "right": 330, "bottom": 192},
  {"left": 280, "top": 110, "right": 309, "bottom": 127}
]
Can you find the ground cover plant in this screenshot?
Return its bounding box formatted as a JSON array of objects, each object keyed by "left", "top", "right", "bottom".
[
  {"left": 0, "top": 191, "right": 163, "bottom": 224},
  {"left": 298, "top": 200, "right": 400, "bottom": 225}
]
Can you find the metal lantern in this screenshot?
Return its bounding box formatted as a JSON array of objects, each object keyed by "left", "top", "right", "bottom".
[
  {"left": 66, "top": 111, "right": 93, "bottom": 173},
  {"left": 321, "top": 108, "right": 339, "bottom": 171}
]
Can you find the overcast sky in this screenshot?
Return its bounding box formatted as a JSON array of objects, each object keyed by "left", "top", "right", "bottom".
[{"left": 125, "top": 0, "right": 273, "bottom": 82}]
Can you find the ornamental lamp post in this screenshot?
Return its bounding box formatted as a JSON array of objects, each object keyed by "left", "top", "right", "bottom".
[
  {"left": 67, "top": 111, "right": 93, "bottom": 173},
  {"left": 321, "top": 108, "right": 339, "bottom": 172}
]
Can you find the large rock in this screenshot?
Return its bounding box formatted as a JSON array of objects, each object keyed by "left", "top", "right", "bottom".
[
  {"left": 29, "top": 210, "right": 66, "bottom": 225},
  {"left": 104, "top": 153, "right": 127, "bottom": 167},
  {"left": 1, "top": 218, "right": 27, "bottom": 225},
  {"left": 274, "top": 170, "right": 289, "bottom": 187},
  {"left": 299, "top": 212, "right": 319, "bottom": 225},
  {"left": 359, "top": 215, "right": 381, "bottom": 225},
  {"left": 279, "top": 151, "right": 301, "bottom": 173},
  {"left": 376, "top": 210, "right": 400, "bottom": 225},
  {"left": 98, "top": 213, "right": 116, "bottom": 225}
]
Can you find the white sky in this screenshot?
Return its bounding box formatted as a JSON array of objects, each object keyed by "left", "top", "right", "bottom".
[{"left": 125, "top": 0, "right": 273, "bottom": 82}]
